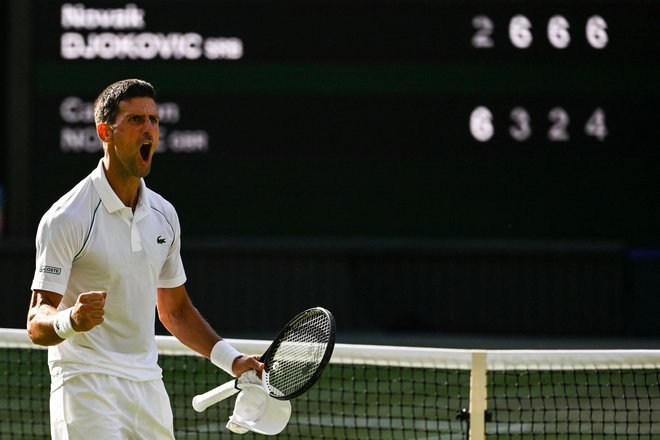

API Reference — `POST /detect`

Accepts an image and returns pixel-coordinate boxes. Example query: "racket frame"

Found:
[192,306,336,412]
[261,307,336,400]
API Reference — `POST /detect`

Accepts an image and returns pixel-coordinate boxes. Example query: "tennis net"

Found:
[1,328,659,439]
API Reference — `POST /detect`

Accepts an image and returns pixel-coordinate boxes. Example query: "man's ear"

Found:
[97,123,113,143]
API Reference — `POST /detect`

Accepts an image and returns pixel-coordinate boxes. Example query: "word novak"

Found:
[60,3,243,60]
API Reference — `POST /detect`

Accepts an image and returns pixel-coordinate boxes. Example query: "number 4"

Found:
[584,108,608,141]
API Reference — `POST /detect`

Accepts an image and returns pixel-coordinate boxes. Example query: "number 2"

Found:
[548,107,570,141]
[472,15,494,48]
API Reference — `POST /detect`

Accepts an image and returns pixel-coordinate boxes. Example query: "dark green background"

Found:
[31,0,660,244]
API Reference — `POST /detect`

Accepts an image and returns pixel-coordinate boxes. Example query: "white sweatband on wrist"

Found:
[53,308,79,339]
[210,340,242,376]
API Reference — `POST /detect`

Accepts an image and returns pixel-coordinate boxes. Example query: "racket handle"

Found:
[192,379,240,412]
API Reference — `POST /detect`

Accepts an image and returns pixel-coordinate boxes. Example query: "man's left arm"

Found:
[157,285,263,376]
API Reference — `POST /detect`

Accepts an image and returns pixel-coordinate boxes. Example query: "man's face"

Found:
[106,97,159,179]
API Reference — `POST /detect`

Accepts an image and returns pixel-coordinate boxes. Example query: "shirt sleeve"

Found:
[31,210,81,295]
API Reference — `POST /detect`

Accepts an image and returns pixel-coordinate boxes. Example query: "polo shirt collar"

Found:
[91,159,150,214]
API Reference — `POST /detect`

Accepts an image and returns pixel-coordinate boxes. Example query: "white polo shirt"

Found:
[31,160,187,388]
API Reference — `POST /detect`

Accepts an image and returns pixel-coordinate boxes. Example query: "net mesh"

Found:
[1,328,659,439]
[489,369,659,438]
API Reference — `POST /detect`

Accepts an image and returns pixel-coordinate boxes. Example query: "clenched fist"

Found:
[71,291,107,332]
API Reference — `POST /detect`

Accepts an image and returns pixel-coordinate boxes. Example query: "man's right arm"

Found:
[27,289,107,346]
[27,290,65,346]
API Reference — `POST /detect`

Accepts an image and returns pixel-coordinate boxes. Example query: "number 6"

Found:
[586,15,608,49]
[470,106,494,142]
[548,15,571,49]
[509,15,533,49]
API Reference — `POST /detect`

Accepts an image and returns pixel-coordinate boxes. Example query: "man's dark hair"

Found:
[94,79,156,125]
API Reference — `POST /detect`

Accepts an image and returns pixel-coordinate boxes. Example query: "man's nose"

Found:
[144,119,157,132]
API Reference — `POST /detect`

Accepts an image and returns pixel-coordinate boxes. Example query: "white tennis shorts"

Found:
[50,374,175,440]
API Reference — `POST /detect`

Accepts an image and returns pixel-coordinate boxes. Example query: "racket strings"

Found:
[265,312,333,397]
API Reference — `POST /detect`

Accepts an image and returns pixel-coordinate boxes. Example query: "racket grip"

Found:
[192,379,240,412]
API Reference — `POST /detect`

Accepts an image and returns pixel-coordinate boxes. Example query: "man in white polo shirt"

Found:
[27,79,262,439]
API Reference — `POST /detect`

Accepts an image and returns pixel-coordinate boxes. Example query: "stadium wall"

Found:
[5,238,656,338]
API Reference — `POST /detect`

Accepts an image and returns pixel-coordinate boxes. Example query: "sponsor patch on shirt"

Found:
[40,265,62,275]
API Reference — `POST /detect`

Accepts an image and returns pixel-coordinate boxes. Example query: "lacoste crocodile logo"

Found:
[157,235,166,244]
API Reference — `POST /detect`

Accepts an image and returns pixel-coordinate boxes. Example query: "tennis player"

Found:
[26,79,263,439]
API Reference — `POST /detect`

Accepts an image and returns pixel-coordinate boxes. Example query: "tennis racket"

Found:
[193,306,336,412]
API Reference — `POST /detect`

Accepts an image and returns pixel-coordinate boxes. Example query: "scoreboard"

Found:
[31,0,660,244]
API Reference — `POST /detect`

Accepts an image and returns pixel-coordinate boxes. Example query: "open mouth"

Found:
[140,143,152,161]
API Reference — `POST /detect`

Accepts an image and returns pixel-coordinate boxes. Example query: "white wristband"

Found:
[210,340,242,376]
[53,308,79,339]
